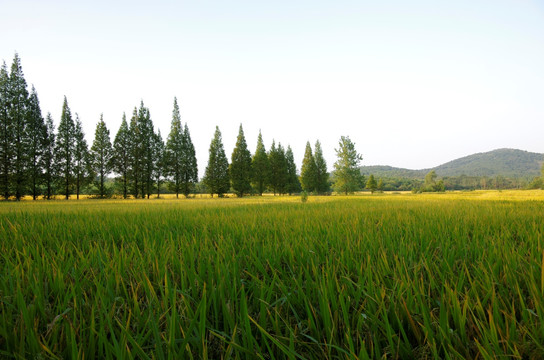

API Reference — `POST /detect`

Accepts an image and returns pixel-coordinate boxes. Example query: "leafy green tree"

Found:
[91,114,113,198]
[366,174,377,193]
[421,170,446,192]
[314,140,329,194]
[204,126,230,197]
[55,96,76,199]
[424,170,437,188]
[128,108,141,198]
[9,53,30,200]
[165,97,184,198]
[229,124,252,197]
[434,179,445,192]
[300,141,317,193]
[42,113,56,199]
[251,130,269,195]
[112,113,131,198]
[285,145,301,195]
[26,85,46,200]
[74,114,91,199]
[268,141,288,195]
[377,178,384,192]
[333,136,364,195]
[137,102,155,198]
[152,130,165,198]
[0,61,11,199]
[180,123,198,197]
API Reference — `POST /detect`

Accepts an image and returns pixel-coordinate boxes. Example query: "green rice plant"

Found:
[0,192,544,358]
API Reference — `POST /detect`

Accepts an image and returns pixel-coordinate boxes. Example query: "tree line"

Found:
[1,54,366,200]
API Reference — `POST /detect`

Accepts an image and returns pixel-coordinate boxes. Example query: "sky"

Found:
[2,0,543,176]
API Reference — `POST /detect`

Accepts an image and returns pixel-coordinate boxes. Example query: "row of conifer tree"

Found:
[1,54,344,200]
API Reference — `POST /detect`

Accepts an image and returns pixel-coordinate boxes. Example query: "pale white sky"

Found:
[2,0,543,176]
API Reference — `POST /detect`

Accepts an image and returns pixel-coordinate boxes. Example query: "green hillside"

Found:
[359,165,426,179]
[361,148,543,179]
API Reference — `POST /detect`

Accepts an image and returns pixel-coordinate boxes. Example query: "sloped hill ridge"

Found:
[434,148,543,177]
[360,149,543,179]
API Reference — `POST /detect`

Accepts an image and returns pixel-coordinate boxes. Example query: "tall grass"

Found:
[1,192,543,358]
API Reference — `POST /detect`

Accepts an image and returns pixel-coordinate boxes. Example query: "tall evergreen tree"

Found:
[128,108,141,198]
[42,113,56,199]
[203,126,229,197]
[251,131,269,195]
[112,113,131,198]
[300,141,317,193]
[9,53,30,200]
[276,143,288,195]
[180,123,198,197]
[90,114,113,198]
[137,102,154,198]
[26,85,45,200]
[0,61,12,199]
[285,145,301,195]
[73,114,90,200]
[229,124,252,197]
[165,97,183,198]
[366,174,377,194]
[152,130,165,198]
[55,96,76,199]
[314,140,329,194]
[268,141,288,195]
[333,136,363,195]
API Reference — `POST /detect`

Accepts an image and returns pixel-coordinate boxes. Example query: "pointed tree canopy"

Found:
[73,113,90,199]
[314,140,329,194]
[128,107,141,198]
[136,101,154,198]
[42,112,56,199]
[9,53,30,200]
[229,124,252,197]
[180,123,198,197]
[285,145,301,195]
[112,113,131,198]
[366,174,377,193]
[203,126,230,197]
[152,129,165,197]
[165,97,184,197]
[91,114,113,197]
[9,53,29,119]
[0,61,11,199]
[300,141,317,193]
[55,96,76,199]
[268,140,288,195]
[251,130,269,195]
[26,85,45,199]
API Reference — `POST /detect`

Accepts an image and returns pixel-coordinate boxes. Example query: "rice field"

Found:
[1,191,544,359]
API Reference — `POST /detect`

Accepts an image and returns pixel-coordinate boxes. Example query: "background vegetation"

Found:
[2,54,542,200]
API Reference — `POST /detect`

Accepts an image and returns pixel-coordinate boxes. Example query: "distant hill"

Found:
[360,149,543,179]
[359,165,427,179]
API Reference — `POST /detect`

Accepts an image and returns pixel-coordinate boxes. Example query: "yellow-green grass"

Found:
[1,192,544,359]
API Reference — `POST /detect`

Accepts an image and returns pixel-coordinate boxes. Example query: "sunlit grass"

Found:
[1,191,544,358]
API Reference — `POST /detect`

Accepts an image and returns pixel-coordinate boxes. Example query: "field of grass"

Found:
[1,191,544,359]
